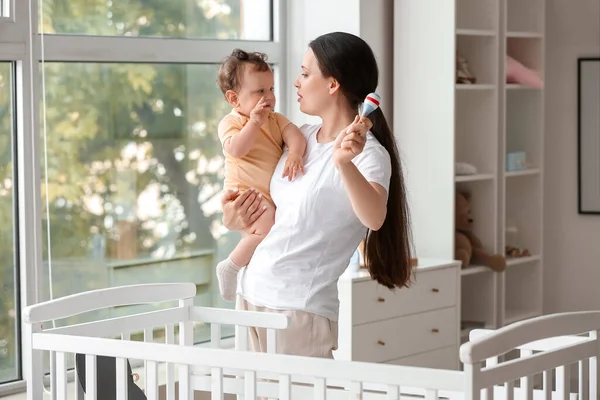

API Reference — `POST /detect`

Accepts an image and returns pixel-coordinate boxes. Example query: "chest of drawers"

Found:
[334,258,461,369]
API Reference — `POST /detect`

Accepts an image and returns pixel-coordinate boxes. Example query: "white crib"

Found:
[22,282,599,399]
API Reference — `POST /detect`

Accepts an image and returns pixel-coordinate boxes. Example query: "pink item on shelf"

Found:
[506,55,543,88]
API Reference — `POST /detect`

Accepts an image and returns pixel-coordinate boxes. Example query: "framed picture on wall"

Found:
[577,57,600,214]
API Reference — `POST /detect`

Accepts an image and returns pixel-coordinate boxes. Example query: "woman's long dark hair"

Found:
[309,32,414,290]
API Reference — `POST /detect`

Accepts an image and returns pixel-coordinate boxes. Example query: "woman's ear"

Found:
[225,90,238,107]
[328,78,341,95]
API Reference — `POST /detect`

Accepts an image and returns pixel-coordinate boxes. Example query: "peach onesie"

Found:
[217,110,291,205]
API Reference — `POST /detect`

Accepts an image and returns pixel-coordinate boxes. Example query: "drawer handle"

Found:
[377,297,385,302]
[377,340,385,346]
[431,288,439,293]
[431,328,439,333]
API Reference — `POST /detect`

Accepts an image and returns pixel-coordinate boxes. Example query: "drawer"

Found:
[351,306,457,363]
[352,266,458,325]
[386,345,458,370]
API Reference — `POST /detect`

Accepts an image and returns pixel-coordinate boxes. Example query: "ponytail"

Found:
[363,107,415,290]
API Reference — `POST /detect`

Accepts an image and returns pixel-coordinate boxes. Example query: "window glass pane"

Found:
[40,62,241,344]
[0,63,19,384]
[41,0,272,41]
[0,0,7,18]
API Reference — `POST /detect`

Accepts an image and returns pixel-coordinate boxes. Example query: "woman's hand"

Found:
[332,115,373,166]
[221,188,267,231]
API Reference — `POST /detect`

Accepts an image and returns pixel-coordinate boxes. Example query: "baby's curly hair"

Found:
[217,49,271,94]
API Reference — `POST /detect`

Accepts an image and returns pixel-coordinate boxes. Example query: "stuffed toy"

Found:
[506,55,543,88]
[455,191,506,272]
[456,52,476,84]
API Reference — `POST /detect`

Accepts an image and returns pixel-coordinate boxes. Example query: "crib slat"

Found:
[236,325,249,351]
[518,349,533,400]
[146,360,158,400]
[579,359,589,399]
[351,381,363,398]
[50,350,57,400]
[484,355,499,400]
[179,365,191,400]
[425,389,439,400]
[56,352,67,400]
[165,324,176,400]
[144,328,154,394]
[116,357,128,400]
[266,329,276,353]
[121,331,130,340]
[504,380,514,400]
[314,377,326,400]
[542,370,552,400]
[212,367,223,400]
[85,354,97,400]
[386,384,399,399]
[556,365,570,400]
[245,370,256,399]
[279,374,291,400]
[211,323,222,348]
[179,298,194,400]
[74,355,83,400]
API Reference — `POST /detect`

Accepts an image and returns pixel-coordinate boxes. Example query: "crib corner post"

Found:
[462,362,481,400]
[178,298,194,400]
[24,322,44,400]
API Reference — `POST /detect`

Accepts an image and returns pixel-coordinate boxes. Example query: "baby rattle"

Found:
[360,92,381,117]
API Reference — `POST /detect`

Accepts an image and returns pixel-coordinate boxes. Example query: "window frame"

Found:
[0,0,289,394]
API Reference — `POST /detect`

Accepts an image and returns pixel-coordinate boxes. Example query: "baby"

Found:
[215,48,306,302]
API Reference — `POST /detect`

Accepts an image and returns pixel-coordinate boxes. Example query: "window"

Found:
[0,0,285,392]
[35,0,283,347]
[41,0,272,40]
[0,62,19,385]
[40,62,241,342]
[0,0,8,18]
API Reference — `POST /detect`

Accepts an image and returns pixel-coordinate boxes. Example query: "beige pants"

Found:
[235,295,338,358]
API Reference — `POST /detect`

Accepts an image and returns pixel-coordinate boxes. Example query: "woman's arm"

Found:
[336,164,387,230]
[332,116,388,231]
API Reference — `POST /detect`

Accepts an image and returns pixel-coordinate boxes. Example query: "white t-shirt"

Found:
[236,123,392,321]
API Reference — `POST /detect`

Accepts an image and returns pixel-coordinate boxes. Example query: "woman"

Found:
[220,31,413,358]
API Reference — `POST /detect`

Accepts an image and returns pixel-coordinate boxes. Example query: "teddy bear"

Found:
[455,191,506,272]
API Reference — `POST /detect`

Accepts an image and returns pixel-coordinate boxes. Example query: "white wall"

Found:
[544,0,600,313]
[285,0,393,128]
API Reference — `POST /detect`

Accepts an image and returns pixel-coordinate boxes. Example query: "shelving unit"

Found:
[394,0,545,344]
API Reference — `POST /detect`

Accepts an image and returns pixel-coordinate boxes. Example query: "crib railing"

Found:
[22,282,290,400]
[461,310,600,400]
[29,331,464,399]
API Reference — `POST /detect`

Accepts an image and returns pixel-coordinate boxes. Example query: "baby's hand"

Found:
[249,96,271,127]
[282,153,304,181]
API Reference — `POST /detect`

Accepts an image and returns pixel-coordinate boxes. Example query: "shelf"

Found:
[505,178,542,255]
[461,265,492,276]
[506,84,542,90]
[505,168,540,178]
[457,29,496,37]
[457,34,498,85]
[507,37,544,78]
[455,173,495,183]
[455,89,498,175]
[506,31,543,39]
[505,89,543,169]
[456,84,496,90]
[506,254,541,267]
